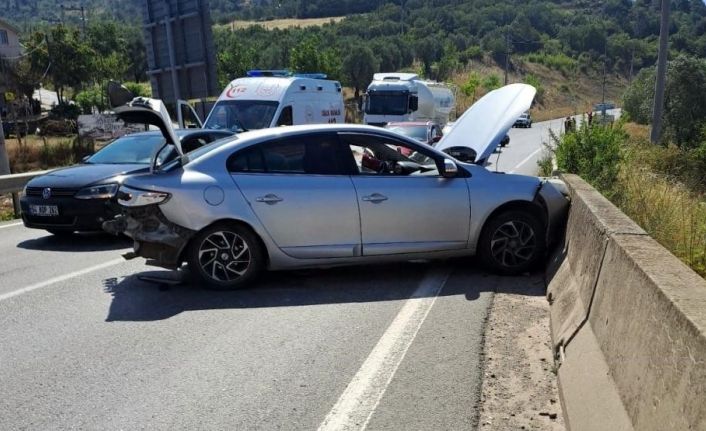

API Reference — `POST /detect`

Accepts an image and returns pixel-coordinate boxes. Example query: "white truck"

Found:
[363,73,455,127]
[203,70,344,132]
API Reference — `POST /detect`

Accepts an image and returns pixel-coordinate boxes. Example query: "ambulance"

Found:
[203,70,345,132]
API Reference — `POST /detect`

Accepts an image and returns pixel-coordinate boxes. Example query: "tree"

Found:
[623,56,706,148]
[663,56,706,147]
[622,66,655,124]
[45,26,94,104]
[461,71,481,102]
[289,35,341,79]
[482,74,501,91]
[342,45,379,99]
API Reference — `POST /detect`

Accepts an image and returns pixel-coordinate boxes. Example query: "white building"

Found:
[0,18,22,59]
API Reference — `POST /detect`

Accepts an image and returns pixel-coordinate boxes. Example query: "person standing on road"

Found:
[588,111,593,126]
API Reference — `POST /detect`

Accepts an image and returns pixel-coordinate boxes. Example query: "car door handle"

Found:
[255,194,283,204]
[362,193,388,203]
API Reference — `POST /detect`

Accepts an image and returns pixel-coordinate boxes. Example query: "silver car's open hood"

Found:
[113,97,183,161]
[436,84,536,164]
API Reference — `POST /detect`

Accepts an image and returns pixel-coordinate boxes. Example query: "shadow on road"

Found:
[17,232,131,252]
[103,258,546,322]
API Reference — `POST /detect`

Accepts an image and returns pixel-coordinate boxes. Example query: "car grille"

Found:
[25,187,79,197]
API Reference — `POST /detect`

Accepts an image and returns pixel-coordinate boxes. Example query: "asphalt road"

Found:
[0,124,548,430]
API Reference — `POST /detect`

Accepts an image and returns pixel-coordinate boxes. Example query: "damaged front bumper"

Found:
[538,178,571,246]
[103,205,195,269]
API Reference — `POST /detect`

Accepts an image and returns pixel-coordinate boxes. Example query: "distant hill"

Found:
[1,0,143,26]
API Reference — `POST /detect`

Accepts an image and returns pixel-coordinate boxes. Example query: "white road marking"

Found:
[0,258,125,302]
[509,147,544,174]
[0,221,23,229]
[317,267,451,431]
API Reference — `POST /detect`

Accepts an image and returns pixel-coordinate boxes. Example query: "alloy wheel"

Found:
[198,230,251,282]
[489,220,537,268]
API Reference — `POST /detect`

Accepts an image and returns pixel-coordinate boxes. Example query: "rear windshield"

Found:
[386,125,427,142]
[86,135,165,164]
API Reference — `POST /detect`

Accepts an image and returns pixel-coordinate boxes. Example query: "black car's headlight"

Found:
[116,185,170,207]
[75,183,119,200]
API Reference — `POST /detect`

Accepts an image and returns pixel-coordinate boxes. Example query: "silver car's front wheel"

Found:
[479,210,545,274]
[188,223,263,289]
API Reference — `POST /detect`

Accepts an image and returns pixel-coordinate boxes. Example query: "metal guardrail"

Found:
[0,170,50,195]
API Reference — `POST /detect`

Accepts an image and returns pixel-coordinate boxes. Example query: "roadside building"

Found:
[0,17,22,116]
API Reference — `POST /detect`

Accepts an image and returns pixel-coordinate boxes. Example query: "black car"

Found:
[21,129,232,236]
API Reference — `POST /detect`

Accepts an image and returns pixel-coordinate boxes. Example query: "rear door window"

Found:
[227,133,348,175]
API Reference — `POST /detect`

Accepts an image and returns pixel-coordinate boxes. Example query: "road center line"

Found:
[0,258,125,302]
[509,147,544,173]
[0,221,23,229]
[317,267,451,431]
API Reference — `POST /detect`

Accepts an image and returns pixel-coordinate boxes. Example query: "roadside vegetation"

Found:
[547,56,706,277]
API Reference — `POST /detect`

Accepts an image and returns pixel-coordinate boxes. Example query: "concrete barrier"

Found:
[547,174,706,431]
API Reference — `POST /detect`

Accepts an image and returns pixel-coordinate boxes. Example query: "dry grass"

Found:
[614,157,706,277]
[222,16,345,30]
[6,134,90,173]
[449,59,628,122]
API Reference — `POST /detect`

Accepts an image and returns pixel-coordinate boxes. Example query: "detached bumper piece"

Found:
[103,205,195,269]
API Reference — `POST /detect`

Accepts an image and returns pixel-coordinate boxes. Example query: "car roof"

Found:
[186,123,447,167]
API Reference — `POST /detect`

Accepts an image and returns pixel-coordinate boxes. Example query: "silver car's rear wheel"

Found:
[187,223,263,289]
[479,210,545,274]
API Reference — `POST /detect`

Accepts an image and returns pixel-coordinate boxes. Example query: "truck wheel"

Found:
[478,211,545,274]
[187,223,264,290]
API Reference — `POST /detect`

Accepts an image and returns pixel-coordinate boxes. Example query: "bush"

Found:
[123,81,151,97]
[75,86,108,114]
[49,103,81,120]
[553,119,626,195]
[523,51,576,75]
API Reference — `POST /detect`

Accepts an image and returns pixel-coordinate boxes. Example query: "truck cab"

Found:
[363,73,454,128]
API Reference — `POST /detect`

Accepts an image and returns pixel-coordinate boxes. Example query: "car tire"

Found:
[187,222,264,290]
[478,210,546,275]
[47,229,74,237]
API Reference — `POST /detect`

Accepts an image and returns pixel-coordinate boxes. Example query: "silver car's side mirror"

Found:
[442,158,458,178]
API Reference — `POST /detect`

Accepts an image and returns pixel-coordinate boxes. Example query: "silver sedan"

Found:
[104,86,569,289]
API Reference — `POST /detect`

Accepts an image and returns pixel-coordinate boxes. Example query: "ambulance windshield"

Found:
[205,100,279,132]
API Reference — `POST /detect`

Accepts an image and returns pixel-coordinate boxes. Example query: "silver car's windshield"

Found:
[205,100,279,132]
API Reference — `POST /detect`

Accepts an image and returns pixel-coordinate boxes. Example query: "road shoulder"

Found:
[478,274,565,430]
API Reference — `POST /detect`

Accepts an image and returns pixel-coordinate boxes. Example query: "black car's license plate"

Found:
[29,205,59,216]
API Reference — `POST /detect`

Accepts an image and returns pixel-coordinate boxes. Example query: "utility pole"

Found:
[601,39,607,106]
[504,33,510,85]
[0,113,19,216]
[60,3,87,36]
[400,0,405,36]
[651,0,671,144]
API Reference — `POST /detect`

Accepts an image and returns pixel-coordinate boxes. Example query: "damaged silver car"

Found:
[104,85,570,289]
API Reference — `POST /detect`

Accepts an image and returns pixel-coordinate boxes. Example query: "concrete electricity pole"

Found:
[651,0,671,144]
[0,115,10,177]
[504,33,511,85]
[0,113,19,216]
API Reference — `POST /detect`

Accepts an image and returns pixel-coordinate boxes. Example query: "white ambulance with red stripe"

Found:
[204,70,345,132]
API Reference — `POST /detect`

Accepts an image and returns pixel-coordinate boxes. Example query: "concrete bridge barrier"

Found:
[547,174,706,431]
